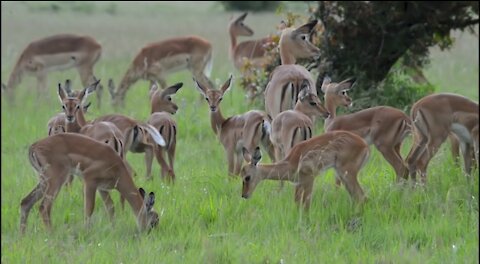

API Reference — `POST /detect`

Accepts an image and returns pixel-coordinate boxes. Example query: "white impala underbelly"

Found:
[155,54,190,75]
[32,52,85,72]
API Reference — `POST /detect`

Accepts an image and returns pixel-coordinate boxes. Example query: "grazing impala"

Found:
[3,34,102,105]
[229,12,272,70]
[20,133,159,233]
[406,93,479,184]
[322,77,412,183]
[270,85,330,161]
[241,130,369,209]
[111,35,214,108]
[194,75,275,176]
[264,20,320,119]
[145,82,183,182]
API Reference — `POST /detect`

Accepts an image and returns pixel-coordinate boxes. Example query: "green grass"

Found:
[2,2,479,263]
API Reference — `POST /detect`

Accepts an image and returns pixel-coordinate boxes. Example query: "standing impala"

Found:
[3,33,102,105]
[322,77,412,183]
[20,133,159,233]
[58,80,166,179]
[146,82,183,183]
[229,12,272,70]
[406,93,479,184]
[194,75,275,176]
[111,35,214,108]
[241,130,369,209]
[270,85,330,161]
[264,20,320,119]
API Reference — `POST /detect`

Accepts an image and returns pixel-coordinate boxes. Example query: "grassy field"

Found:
[1,2,479,263]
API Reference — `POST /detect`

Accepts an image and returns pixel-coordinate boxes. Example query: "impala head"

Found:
[150,82,183,114]
[58,80,99,123]
[194,75,233,112]
[321,76,356,108]
[139,187,159,230]
[229,12,254,36]
[240,147,262,199]
[280,20,320,62]
[297,83,330,119]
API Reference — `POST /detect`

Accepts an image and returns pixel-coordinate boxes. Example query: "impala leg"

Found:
[20,182,46,234]
[335,166,366,204]
[294,177,314,210]
[377,144,408,182]
[154,145,170,182]
[167,141,176,183]
[144,145,154,180]
[417,134,447,185]
[83,181,97,228]
[460,143,473,176]
[449,134,461,166]
[98,190,115,221]
[38,174,65,232]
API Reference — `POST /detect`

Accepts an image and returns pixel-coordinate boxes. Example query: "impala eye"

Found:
[301,35,306,40]
[245,176,251,182]
[342,91,347,95]
[62,105,66,110]
[76,105,80,109]
[167,97,172,101]
[205,97,209,102]
[219,97,223,102]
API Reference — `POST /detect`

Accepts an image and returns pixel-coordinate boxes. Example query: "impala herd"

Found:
[3,13,478,234]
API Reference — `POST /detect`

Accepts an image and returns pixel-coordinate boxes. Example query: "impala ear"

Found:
[252,147,262,166]
[220,74,233,94]
[321,76,332,93]
[242,147,252,163]
[139,187,146,199]
[82,101,92,112]
[193,78,207,97]
[58,83,67,103]
[294,20,318,35]
[235,12,248,23]
[335,77,356,92]
[161,82,183,97]
[146,192,155,211]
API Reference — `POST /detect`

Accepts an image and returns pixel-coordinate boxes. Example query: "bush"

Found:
[221,1,280,12]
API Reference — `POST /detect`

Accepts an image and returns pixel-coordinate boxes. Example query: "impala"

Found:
[322,76,412,183]
[47,79,92,136]
[145,82,183,182]
[270,85,330,161]
[229,12,272,71]
[57,81,136,210]
[111,35,214,108]
[194,75,275,176]
[58,80,166,179]
[241,130,369,209]
[264,20,320,119]
[20,133,159,233]
[406,93,479,184]
[3,33,103,105]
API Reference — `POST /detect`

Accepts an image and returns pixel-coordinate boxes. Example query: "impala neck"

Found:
[210,109,226,135]
[324,97,338,129]
[76,108,88,127]
[294,103,315,123]
[279,46,296,65]
[258,161,295,181]
[229,30,237,59]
